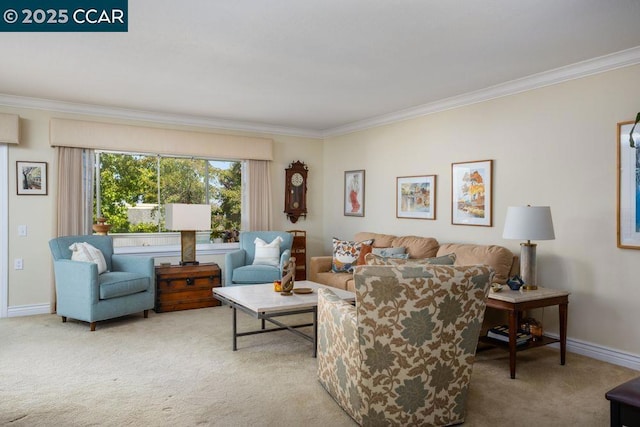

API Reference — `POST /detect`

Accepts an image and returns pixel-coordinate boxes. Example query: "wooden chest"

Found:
[155,263,221,313]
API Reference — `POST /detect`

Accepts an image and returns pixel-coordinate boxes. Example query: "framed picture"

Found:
[451,159,492,226]
[344,170,365,217]
[617,120,640,248]
[396,175,436,220]
[16,161,47,196]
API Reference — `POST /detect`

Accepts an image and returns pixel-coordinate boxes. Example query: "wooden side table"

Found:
[155,263,221,313]
[480,286,569,379]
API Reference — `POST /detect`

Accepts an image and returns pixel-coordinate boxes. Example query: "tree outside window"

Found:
[95,152,241,240]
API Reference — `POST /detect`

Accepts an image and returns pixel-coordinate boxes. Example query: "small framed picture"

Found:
[16,161,48,196]
[344,170,365,217]
[396,175,436,220]
[451,160,492,226]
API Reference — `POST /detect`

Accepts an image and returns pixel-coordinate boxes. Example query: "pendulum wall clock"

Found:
[284,161,308,223]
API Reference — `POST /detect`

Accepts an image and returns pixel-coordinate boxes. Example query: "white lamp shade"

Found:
[165,204,211,231]
[503,206,555,241]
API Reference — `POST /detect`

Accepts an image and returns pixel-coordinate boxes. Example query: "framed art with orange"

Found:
[344,170,365,217]
[451,160,492,226]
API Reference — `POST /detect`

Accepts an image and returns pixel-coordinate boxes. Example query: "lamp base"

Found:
[180,230,198,266]
[520,242,537,290]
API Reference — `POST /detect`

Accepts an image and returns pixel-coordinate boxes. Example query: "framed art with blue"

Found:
[617,120,640,249]
[396,175,436,220]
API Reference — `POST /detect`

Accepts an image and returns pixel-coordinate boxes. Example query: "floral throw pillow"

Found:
[331,238,374,273]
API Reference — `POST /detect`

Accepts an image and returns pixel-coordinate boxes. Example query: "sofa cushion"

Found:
[357,244,373,265]
[391,235,439,259]
[332,238,374,273]
[99,272,149,300]
[364,252,456,266]
[232,265,281,284]
[315,271,351,291]
[437,243,514,284]
[69,242,108,274]
[372,246,407,258]
[354,232,396,248]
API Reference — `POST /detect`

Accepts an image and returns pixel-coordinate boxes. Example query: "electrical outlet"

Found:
[18,225,27,236]
[14,258,23,270]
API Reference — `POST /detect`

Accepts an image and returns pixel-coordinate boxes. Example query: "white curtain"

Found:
[245,160,272,231]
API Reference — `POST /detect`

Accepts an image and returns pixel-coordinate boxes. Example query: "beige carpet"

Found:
[1,307,637,427]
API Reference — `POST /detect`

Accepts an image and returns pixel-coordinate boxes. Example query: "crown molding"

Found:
[1,46,639,140]
[323,46,640,138]
[0,94,325,139]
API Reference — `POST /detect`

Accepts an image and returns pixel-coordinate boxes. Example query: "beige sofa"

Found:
[310,232,518,292]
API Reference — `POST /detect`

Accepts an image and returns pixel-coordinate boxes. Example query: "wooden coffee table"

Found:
[213,280,355,357]
[481,286,570,379]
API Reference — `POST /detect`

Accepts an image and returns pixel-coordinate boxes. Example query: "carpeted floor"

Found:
[1,306,637,426]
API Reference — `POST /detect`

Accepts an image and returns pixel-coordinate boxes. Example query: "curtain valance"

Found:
[49,118,273,161]
[0,113,19,144]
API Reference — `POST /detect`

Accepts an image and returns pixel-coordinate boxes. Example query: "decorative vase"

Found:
[92,218,111,235]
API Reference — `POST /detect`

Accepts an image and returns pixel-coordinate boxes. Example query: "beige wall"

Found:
[323,64,640,356]
[1,107,323,309]
[3,64,640,359]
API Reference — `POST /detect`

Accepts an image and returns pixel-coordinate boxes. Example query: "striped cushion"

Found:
[252,236,283,267]
[69,242,108,274]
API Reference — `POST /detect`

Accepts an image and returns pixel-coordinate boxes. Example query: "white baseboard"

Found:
[8,303,51,317]
[545,333,640,371]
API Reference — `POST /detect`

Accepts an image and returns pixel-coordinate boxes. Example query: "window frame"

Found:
[94,150,244,255]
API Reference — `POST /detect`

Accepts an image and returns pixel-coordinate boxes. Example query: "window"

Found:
[94,151,242,247]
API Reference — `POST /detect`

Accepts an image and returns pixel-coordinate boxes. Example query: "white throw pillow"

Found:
[69,242,108,274]
[252,236,283,267]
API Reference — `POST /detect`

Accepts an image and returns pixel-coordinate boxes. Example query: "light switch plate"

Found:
[18,225,27,236]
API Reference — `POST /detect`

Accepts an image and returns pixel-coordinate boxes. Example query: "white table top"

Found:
[488,286,570,304]
[213,280,355,313]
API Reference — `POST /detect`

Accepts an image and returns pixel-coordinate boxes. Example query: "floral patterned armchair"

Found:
[317,264,493,426]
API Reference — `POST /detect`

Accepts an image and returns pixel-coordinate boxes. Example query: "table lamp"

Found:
[502,206,555,290]
[165,203,211,265]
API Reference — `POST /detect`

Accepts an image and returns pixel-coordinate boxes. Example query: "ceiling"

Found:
[1,1,640,137]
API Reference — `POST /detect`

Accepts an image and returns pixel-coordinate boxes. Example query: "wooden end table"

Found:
[480,286,569,379]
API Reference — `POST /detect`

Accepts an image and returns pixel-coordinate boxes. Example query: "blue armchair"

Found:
[224,231,293,286]
[48,235,155,331]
